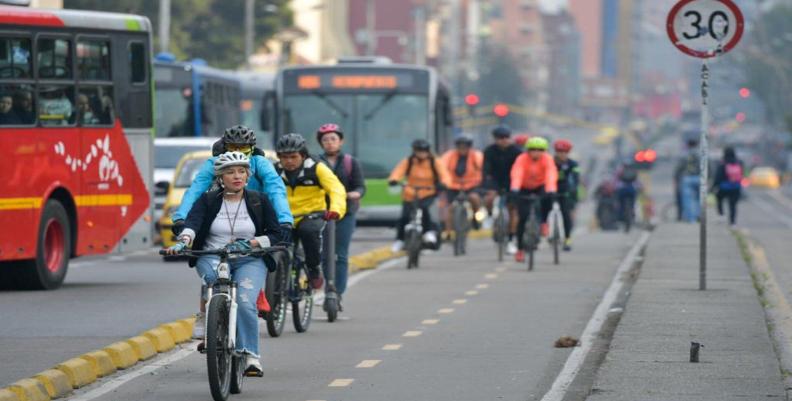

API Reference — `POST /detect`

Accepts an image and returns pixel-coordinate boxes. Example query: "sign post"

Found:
[667,0,744,291]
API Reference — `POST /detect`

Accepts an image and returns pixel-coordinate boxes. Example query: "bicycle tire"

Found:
[525,206,538,272]
[325,297,338,322]
[552,217,560,265]
[406,230,421,269]
[291,262,314,333]
[264,262,288,338]
[229,354,245,394]
[495,214,506,262]
[206,296,232,401]
[453,204,468,256]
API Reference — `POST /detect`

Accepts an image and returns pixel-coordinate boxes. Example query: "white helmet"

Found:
[214,151,250,176]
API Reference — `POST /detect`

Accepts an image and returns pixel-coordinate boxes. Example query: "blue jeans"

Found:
[196,255,266,358]
[323,213,356,295]
[681,175,701,222]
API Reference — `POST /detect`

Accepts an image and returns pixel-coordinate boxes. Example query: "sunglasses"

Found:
[226,144,253,155]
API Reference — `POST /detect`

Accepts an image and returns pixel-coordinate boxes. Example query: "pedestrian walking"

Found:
[675,139,701,222]
[712,147,743,226]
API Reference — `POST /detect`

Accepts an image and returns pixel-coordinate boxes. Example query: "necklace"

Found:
[222,197,244,240]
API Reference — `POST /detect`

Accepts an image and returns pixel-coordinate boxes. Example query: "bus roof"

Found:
[280,62,438,75]
[0,5,152,32]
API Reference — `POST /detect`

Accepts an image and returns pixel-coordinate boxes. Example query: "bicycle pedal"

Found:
[244,369,264,378]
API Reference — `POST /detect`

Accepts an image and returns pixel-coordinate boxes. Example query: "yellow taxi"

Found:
[748,166,781,189]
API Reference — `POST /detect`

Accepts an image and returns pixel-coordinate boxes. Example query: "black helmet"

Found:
[492,125,512,138]
[455,133,474,146]
[223,125,256,146]
[411,139,430,151]
[276,133,308,154]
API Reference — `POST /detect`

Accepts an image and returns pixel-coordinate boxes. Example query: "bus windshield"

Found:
[283,93,428,177]
[155,87,191,137]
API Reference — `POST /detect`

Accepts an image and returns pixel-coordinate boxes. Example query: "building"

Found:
[290,0,357,64]
[347,0,419,63]
[567,0,602,79]
[543,9,581,116]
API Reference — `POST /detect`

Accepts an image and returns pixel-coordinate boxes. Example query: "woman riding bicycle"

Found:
[165,151,286,376]
[510,137,558,262]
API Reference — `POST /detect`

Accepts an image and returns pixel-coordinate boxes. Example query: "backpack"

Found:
[405,155,440,185]
[725,162,743,183]
[342,153,353,178]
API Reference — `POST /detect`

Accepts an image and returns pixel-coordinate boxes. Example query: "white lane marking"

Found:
[752,193,792,229]
[484,273,498,279]
[356,359,381,368]
[422,319,439,325]
[382,344,402,350]
[437,308,455,314]
[402,330,422,337]
[465,290,479,296]
[69,345,196,401]
[328,379,354,387]
[475,283,489,289]
[452,299,467,305]
[495,266,507,273]
[540,231,651,401]
[73,255,406,401]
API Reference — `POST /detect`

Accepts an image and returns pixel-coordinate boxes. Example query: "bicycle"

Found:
[400,185,436,269]
[492,191,509,262]
[159,246,286,401]
[547,199,565,265]
[450,190,473,256]
[518,194,543,272]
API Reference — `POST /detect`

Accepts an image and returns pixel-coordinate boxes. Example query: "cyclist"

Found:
[275,133,346,290]
[615,161,641,227]
[482,125,522,254]
[388,139,450,252]
[510,136,558,262]
[711,146,743,226]
[440,133,484,237]
[553,139,580,251]
[165,151,285,376]
[171,125,293,340]
[316,123,365,311]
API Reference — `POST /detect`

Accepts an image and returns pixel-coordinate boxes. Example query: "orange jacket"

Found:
[389,155,451,201]
[510,152,558,192]
[441,149,484,190]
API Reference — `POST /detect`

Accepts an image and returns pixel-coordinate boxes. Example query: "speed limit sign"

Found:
[667,0,744,58]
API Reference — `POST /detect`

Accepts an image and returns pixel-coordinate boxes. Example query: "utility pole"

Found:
[366,0,376,56]
[158,0,170,53]
[244,0,254,69]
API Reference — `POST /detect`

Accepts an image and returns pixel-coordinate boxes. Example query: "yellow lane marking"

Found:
[437,308,455,314]
[75,194,133,206]
[452,299,467,305]
[0,197,42,210]
[422,319,439,325]
[476,283,489,289]
[356,360,381,368]
[403,330,422,337]
[328,379,354,387]
[465,290,479,296]
[382,344,402,350]
[485,273,498,279]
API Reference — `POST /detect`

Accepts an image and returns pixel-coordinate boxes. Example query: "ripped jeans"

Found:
[195,255,266,358]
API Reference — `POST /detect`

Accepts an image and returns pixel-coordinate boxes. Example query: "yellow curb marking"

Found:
[485,273,498,279]
[356,360,381,368]
[452,299,467,305]
[438,308,455,314]
[403,330,422,337]
[465,290,479,296]
[328,379,354,387]
[476,283,489,289]
[422,319,439,325]
[34,369,72,398]
[382,344,403,350]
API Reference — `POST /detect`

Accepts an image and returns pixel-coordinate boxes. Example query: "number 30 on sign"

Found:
[666,0,744,58]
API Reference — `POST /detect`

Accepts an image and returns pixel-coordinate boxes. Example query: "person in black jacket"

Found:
[711,146,743,226]
[482,125,522,254]
[316,123,365,310]
[165,151,284,376]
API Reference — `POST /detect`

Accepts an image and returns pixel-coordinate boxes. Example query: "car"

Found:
[748,166,781,189]
[153,137,220,216]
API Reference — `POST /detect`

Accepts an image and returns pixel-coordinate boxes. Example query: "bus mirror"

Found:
[154,181,170,196]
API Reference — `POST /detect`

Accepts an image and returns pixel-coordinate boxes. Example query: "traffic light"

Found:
[634,149,657,170]
[493,103,509,122]
[464,93,480,117]
[739,87,750,99]
[736,112,746,123]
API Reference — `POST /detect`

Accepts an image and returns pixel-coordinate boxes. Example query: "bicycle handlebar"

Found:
[158,246,289,257]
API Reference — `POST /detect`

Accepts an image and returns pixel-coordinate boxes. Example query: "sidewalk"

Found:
[586,222,786,401]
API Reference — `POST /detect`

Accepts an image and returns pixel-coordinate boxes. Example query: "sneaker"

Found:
[244,356,263,377]
[482,217,494,230]
[515,250,525,262]
[256,290,270,314]
[192,313,205,339]
[507,240,518,255]
[422,230,438,244]
[563,238,572,252]
[391,240,404,253]
[308,268,324,289]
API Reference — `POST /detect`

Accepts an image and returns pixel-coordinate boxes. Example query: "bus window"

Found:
[37,38,72,79]
[77,86,114,126]
[77,39,111,81]
[129,42,146,84]
[0,37,32,79]
[0,84,34,125]
[38,85,75,126]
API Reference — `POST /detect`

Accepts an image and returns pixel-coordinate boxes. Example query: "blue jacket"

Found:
[172,155,294,224]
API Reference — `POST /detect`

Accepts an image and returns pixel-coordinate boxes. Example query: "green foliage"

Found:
[63,0,292,69]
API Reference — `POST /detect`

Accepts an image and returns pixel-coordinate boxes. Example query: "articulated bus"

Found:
[236,70,276,147]
[273,58,455,223]
[0,7,154,289]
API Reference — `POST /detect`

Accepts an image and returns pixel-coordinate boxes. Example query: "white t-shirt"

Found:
[205,198,256,250]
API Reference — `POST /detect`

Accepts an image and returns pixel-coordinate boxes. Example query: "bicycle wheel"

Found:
[494,213,506,262]
[206,296,232,401]
[229,354,245,394]
[291,262,314,333]
[624,198,634,233]
[453,204,468,256]
[525,212,538,272]
[406,230,421,269]
[552,216,560,265]
[325,296,338,323]
[264,262,287,337]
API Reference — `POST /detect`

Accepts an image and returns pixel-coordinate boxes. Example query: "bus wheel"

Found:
[19,200,71,290]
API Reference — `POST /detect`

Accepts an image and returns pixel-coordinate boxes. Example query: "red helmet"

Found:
[316,123,344,142]
[513,134,530,147]
[554,139,573,152]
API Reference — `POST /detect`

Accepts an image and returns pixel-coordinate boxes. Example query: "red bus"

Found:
[0,6,153,289]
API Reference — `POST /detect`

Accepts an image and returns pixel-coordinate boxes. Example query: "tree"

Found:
[463,42,529,129]
[63,0,292,69]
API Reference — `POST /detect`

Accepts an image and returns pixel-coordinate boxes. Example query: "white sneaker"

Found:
[506,241,518,255]
[391,240,405,253]
[482,217,494,230]
[422,231,438,244]
[192,313,205,339]
[245,355,263,375]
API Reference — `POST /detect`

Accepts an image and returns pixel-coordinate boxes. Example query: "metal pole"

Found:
[158,0,171,53]
[366,0,376,56]
[699,59,710,291]
[244,0,254,69]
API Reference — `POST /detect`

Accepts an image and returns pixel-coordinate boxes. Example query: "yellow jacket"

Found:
[277,157,346,224]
